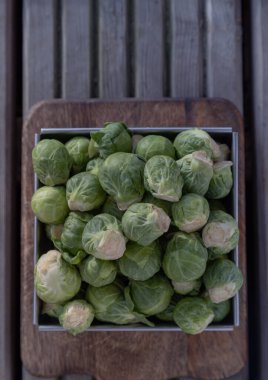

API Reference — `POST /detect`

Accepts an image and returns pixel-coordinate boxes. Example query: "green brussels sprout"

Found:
[31,186,69,224]
[203,295,231,322]
[177,151,213,195]
[206,161,233,199]
[162,232,208,282]
[42,302,64,318]
[173,128,220,159]
[85,283,153,326]
[102,197,125,220]
[172,193,209,232]
[172,278,202,295]
[82,213,126,260]
[118,241,162,281]
[65,137,90,173]
[155,295,181,322]
[128,274,174,315]
[144,155,184,202]
[204,259,243,303]
[136,135,175,160]
[79,255,117,287]
[122,203,171,246]
[132,134,143,153]
[90,122,132,158]
[86,283,122,313]
[86,157,104,176]
[46,224,64,244]
[99,152,145,210]
[214,143,230,162]
[32,139,72,186]
[208,199,226,212]
[202,210,239,257]
[59,300,94,335]
[142,192,172,216]
[34,250,81,303]
[58,211,93,264]
[173,297,214,334]
[88,138,98,159]
[66,172,106,212]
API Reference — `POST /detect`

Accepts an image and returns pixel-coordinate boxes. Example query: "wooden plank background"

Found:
[0,0,20,380]
[20,0,246,379]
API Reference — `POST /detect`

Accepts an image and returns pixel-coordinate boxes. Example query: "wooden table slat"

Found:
[250,0,268,379]
[170,0,203,97]
[205,0,243,111]
[0,0,20,380]
[98,0,128,98]
[134,0,164,97]
[62,0,92,98]
[23,0,57,114]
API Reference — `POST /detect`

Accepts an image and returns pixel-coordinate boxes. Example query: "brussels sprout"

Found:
[82,213,126,260]
[46,224,64,243]
[90,122,132,158]
[214,143,230,162]
[144,155,184,202]
[206,161,233,199]
[65,137,90,173]
[173,128,220,160]
[79,255,117,287]
[202,210,239,257]
[88,138,98,159]
[204,259,243,303]
[155,295,181,322]
[34,250,81,303]
[85,283,153,326]
[66,172,106,212]
[122,203,171,246]
[32,139,72,186]
[173,297,214,334]
[177,151,213,195]
[99,152,145,210]
[132,134,143,152]
[129,274,174,315]
[42,302,64,318]
[142,192,172,216]
[162,232,208,282]
[136,135,175,161]
[118,241,161,281]
[59,300,94,335]
[57,212,93,264]
[31,186,69,224]
[172,278,202,295]
[102,197,125,220]
[86,283,122,313]
[86,157,104,176]
[203,295,231,322]
[172,194,209,232]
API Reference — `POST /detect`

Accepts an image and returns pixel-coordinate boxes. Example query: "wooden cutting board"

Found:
[21,98,247,380]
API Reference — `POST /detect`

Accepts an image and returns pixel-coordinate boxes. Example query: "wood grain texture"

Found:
[134,0,164,98]
[22,367,57,380]
[250,0,268,379]
[23,0,56,115]
[205,0,243,111]
[21,99,247,380]
[98,0,128,98]
[0,1,19,380]
[62,0,91,98]
[170,0,203,97]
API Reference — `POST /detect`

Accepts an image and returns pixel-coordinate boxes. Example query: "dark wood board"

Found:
[21,99,247,380]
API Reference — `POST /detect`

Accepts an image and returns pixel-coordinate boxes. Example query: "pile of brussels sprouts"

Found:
[32,122,243,336]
